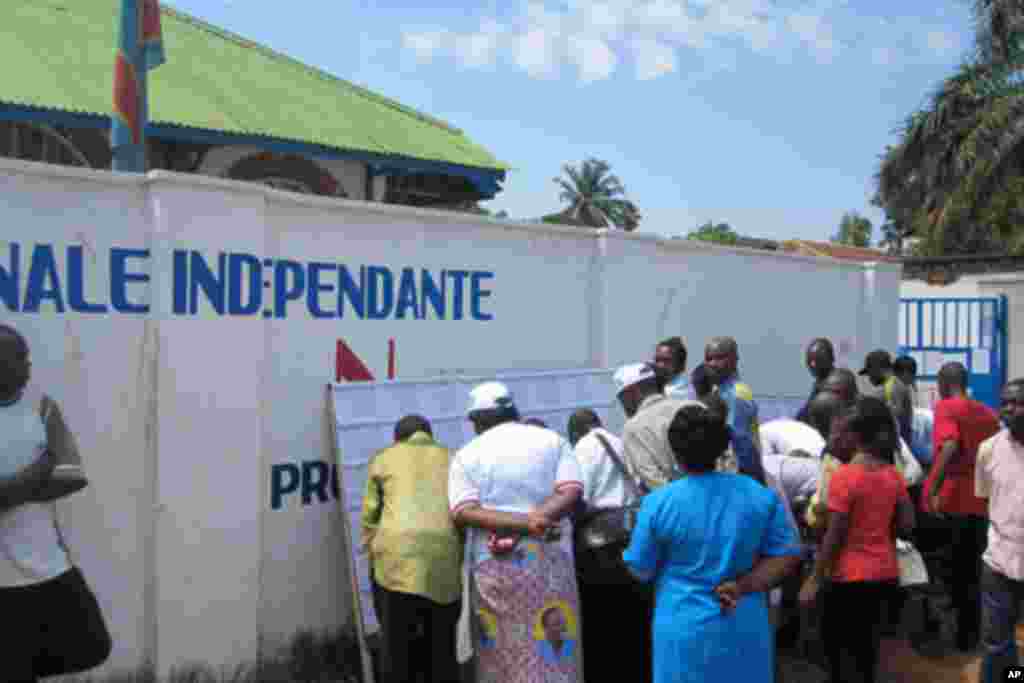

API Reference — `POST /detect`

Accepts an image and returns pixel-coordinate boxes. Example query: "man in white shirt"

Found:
[567,409,635,509]
[0,324,111,682]
[758,418,824,510]
[567,406,653,683]
[759,418,827,460]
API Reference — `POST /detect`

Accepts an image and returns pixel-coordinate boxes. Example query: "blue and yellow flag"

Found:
[112,0,165,171]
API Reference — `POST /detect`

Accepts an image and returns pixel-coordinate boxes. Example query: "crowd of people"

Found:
[360,334,1023,683]
[2,305,1021,683]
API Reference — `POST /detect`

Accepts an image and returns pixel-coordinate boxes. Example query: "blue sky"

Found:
[169,0,973,241]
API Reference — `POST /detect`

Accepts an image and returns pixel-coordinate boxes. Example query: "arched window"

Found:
[225,152,347,197]
[0,122,93,168]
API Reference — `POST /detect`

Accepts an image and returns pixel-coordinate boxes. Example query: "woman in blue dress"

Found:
[623,404,803,683]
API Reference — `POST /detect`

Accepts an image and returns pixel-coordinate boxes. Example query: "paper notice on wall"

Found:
[972,349,991,375]
[923,350,969,376]
[330,370,618,635]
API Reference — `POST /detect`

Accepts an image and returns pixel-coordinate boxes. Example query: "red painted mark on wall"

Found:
[334,338,398,382]
[336,339,374,382]
[387,338,396,380]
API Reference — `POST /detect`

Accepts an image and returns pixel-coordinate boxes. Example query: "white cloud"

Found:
[514,28,560,78]
[634,0,708,50]
[402,30,447,63]
[567,35,619,82]
[575,0,629,38]
[453,19,503,68]
[786,12,840,62]
[398,1,964,82]
[631,38,677,80]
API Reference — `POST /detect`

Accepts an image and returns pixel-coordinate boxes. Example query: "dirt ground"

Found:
[777,624,1024,683]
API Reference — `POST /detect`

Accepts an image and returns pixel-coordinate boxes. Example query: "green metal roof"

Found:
[2,0,507,173]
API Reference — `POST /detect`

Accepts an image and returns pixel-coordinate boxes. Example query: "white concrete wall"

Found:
[901,274,1022,381]
[0,166,154,671]
[599,236,897,399]
[0,157,901,677]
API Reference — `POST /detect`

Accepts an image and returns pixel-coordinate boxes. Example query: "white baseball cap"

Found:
[467,381,515,415]
[613,363,657,395]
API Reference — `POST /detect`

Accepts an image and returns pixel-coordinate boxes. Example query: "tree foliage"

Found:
[832,211,873,248]
[553,158,641,230]
[686,221,739,245]
[874,1,1024,256]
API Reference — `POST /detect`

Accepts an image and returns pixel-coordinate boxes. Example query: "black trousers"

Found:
[822,579,899,683]
[949,514,988,651]
[575,545,654,683]
[2,567,113,683]
[372,581,461,683]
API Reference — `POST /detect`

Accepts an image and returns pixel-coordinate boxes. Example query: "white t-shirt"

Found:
[759,419,826,460]
[573,428,636,508]
[449,422,582,564]
[0,391,72,587]
[763,454,820,504]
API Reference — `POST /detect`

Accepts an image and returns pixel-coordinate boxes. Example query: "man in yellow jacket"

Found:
[362,415,463,682]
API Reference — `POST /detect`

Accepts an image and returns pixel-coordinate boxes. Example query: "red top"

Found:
[923,396,1000,517]
[829,463,908,583]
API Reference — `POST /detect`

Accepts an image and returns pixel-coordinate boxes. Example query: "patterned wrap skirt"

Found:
[470,520,583,683]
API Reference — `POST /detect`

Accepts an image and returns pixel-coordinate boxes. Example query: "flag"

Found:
[112,0,165,171]
[141,0,166,71]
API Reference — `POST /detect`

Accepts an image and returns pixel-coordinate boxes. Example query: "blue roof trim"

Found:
[0,103,506,198]
[0,104,109,129]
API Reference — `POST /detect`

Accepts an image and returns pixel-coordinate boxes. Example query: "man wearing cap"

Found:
[860,350,914,446]
[698,337,766,484]
[449,382,585,682]
[616,363,701,492]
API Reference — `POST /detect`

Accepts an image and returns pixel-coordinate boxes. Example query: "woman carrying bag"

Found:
[0,324,111,682]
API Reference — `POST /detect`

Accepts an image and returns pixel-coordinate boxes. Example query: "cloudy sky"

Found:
[170,0,973,241]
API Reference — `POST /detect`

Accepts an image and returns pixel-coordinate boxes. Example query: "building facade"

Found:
[2,1,506,209]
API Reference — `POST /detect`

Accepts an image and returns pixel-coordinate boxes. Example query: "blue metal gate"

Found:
[898,296,1008,409]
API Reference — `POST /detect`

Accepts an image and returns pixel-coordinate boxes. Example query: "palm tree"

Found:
[552,158,641,230]
[875,1,1024,255]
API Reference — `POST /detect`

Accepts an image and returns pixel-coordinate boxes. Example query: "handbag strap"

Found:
[593,432,647,498]
[38,395,73,563]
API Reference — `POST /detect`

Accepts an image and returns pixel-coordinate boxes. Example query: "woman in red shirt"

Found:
[800,397,916,683]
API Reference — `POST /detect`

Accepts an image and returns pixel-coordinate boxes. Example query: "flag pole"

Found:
[112,0,164,173]
[137,57,148,172]
[111,0,143,172]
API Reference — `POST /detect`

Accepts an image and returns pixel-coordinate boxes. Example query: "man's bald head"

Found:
[822,368,858,405]
[706,337,738,356]
[0,324,30,399]
[567,408,602,446]
[807,391,844,439]
[704,337,739,386]
[806,338,836,381]
[937,362,968,399]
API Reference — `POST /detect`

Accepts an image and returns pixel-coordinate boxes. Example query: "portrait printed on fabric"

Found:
[478,607,498,650]
[533,600,577,664]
